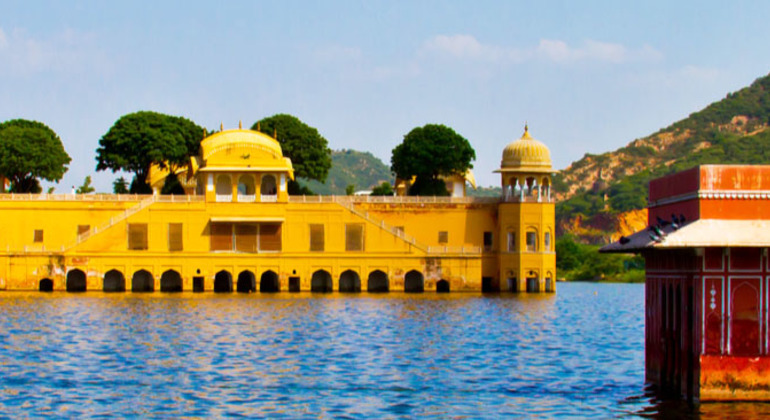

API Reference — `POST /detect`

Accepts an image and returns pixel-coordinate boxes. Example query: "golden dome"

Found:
[200,128,284,162]
[500,125,552,171]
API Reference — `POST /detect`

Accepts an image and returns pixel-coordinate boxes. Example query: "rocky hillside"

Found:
[556,72,770,244]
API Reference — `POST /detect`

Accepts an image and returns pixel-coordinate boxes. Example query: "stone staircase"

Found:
[334,198,430,253]
[63,195,156,252]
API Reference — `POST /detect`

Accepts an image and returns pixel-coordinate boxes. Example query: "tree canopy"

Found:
[391,124,475,196]
[252,114,332,185]
[95,111,204,193]
[0,119,71,193]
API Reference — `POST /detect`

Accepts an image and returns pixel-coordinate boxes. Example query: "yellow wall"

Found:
[0,192,554,293]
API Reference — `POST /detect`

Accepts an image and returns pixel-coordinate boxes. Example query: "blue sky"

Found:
[2,1,770,191]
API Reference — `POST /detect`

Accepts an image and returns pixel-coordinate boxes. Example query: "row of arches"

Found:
[216,174,277,197]
[42,268,451,293]
[504,175,551,201]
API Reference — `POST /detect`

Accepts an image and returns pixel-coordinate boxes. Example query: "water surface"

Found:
[0,283,766,418]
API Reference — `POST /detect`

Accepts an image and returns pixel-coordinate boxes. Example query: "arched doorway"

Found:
[436,279,450,293]
[216,174,231,201]
[237,270,256,293]
[160,270,183,292]
[526,275,540,293]
[261,175,277,197]
[214,270,232,292]
[545,272,554,293]
[311,270,333,293]
[237,175,256,201]
[367,270,389,293]
[103,270,125,292]
[260,271,279,292]
[66,269,87,292]
[132,270,154,292]
[404,270,424,293]
[39,278,53,292]
[339,270,361,293]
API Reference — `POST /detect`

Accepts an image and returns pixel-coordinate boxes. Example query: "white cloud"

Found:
[422,34,662,65]
[422,34,514,62]
[537,39,662,63]
[0,26,110,76]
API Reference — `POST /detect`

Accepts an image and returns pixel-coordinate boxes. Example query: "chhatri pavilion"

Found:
[0,126,555,293]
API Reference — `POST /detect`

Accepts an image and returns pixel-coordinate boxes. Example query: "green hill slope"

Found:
[556,72,770,243]
[299,149,393,195]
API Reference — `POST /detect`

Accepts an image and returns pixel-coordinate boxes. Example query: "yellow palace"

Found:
[0,126,555,293]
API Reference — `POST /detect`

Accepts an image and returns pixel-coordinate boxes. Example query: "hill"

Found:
[556,72,770,244]
[299,149,393,195]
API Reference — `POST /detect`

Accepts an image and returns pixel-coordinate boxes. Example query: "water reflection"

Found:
[0,285,766,417]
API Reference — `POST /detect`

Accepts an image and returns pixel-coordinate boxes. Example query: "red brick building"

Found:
[603,165,770,401]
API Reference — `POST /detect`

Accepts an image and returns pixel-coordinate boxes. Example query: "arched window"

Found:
[216,175,232,202]
[237,175,256,202]
[544,230,552,251]
[526,228,538,252]
[261,175,277,202]
[541,177,551,201]
[507,230,516,252]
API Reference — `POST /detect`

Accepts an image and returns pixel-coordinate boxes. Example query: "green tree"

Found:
[371,181,394,196]
[391,124,475,196]
[0,119,71,193]
[76,176,95,194]
[345,184,355,195]
[113,176,129,194]
[252,114,332,194]
[95,111,204,194]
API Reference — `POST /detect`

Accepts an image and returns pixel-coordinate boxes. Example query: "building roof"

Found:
[196,128,294,178]
[496,125,554,173]
[601,219,770,253]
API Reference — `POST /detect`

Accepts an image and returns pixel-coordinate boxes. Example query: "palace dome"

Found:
[500,125,552,170]
[200,128,284,162]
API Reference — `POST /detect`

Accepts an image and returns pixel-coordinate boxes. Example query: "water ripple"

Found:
[0,283,756,418]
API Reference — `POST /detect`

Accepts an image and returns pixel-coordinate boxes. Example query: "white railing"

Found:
[216,194,232,202]
[427,246,482,254]
[260,195,277,203]
[237,194,256,203]
[0,193,154,202]
[288,195,503,204]
[154,195,204,203]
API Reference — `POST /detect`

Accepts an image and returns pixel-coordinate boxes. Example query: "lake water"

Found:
[0,282,768,418]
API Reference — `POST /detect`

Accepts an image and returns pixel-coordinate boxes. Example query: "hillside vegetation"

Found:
[299,149,393,195]
[556,72,770,244]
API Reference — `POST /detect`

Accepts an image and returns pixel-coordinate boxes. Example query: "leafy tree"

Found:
[76,176,95,194]
[345,184,355,196]
[252,114,332,195]
[371,181,394,196]
[0,119,71,193]
[96,111,204,194]
[160,172,185,195]
[391,124,475,196]
[113,176,129,194]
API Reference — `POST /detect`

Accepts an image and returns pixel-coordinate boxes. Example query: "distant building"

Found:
[603,165,770,401]
[0,126,555,294]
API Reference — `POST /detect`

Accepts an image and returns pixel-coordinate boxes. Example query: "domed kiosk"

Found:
[494,125,556,293]
[195,127,294,203]
[496,124,555,202]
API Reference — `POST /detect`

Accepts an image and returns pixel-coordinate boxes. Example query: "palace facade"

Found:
[0,126,555,293]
